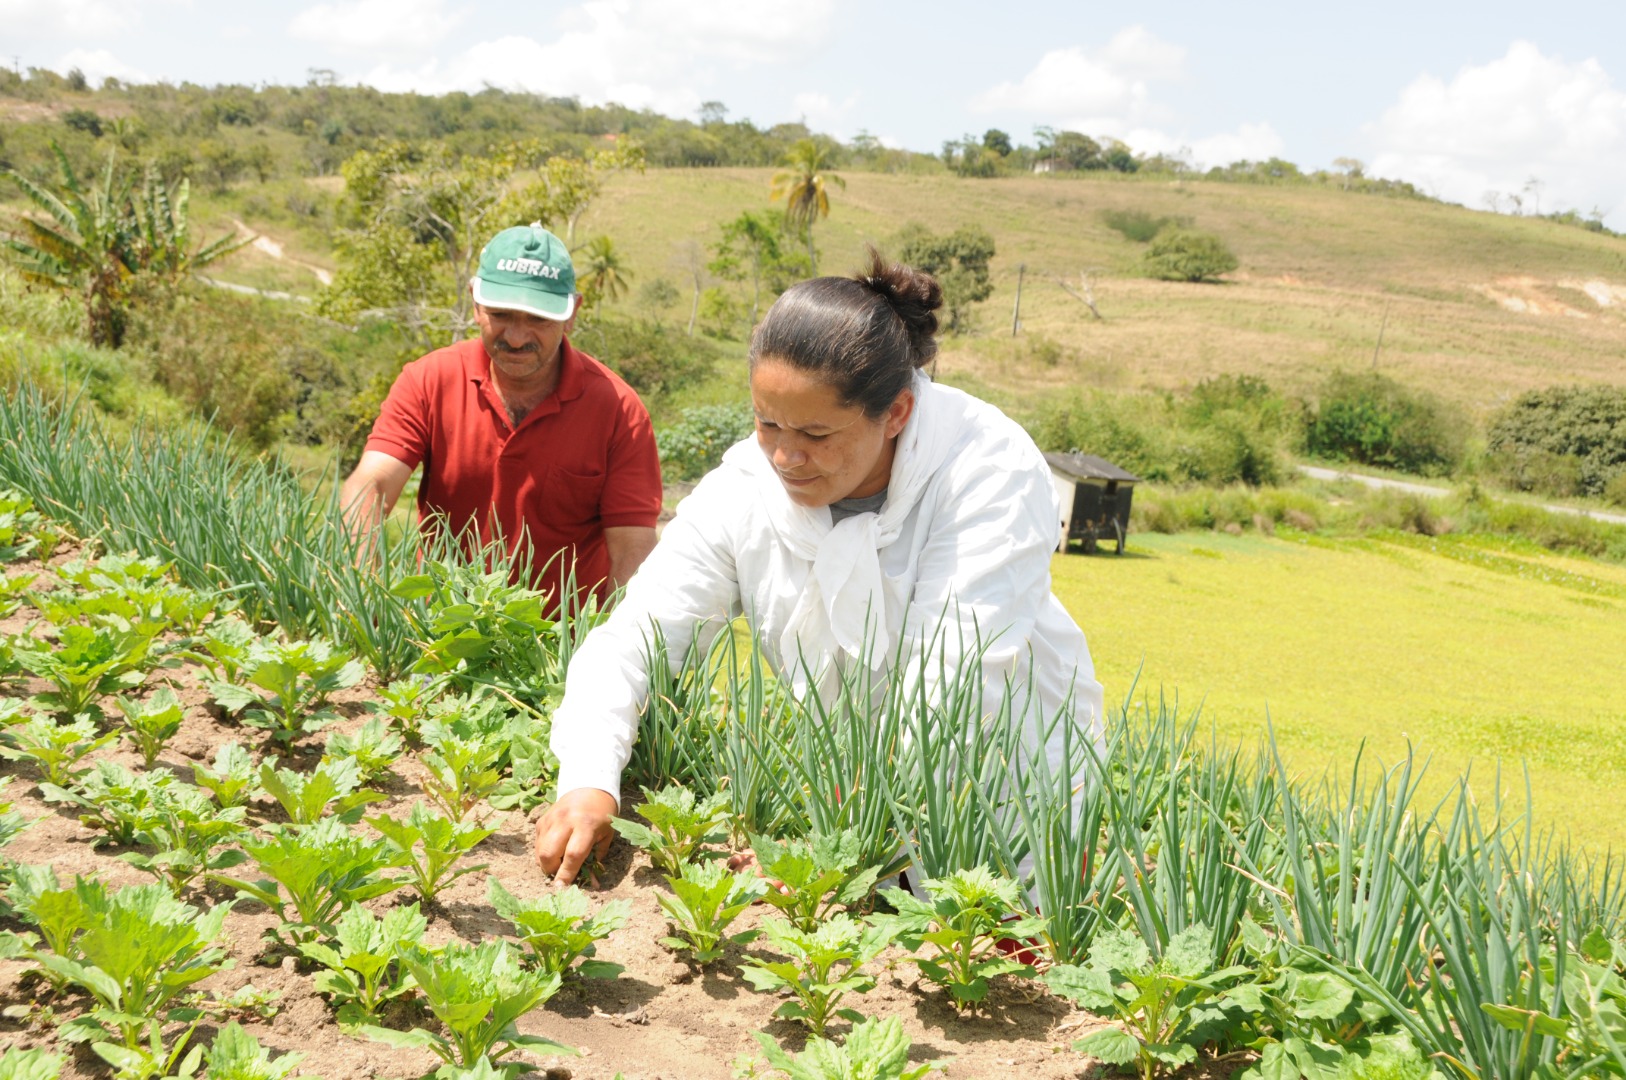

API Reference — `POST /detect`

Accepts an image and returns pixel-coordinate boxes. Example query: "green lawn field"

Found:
[1052,530,1626,851]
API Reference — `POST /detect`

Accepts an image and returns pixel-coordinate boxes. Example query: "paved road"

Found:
[1296,464,1626,526]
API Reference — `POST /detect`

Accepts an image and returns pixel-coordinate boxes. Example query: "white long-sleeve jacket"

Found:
[551,376,1105,801]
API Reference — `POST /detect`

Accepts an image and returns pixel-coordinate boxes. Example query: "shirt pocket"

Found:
[540,465,607,530]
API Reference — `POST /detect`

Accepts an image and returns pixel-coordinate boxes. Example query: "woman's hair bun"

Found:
[856,247,941,369]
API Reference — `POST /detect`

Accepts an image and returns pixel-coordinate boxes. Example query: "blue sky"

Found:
[6,0,1625,226]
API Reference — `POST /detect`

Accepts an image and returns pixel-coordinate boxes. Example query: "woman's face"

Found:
[750,357,914,508]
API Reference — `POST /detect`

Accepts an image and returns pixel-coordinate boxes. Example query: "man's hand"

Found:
[533,787,618,885]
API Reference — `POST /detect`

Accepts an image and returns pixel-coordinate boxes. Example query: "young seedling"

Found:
[1,713,119,786]
[0,572,34,619]
[199,1022,315,1080]
[366,678,438,740]
[748,829,883,933]
[611,783,731,877]
[0,490,48,563]
[322,718,404,784]
[190,616,260,683]
[259,757,386,826]
[487,876,629,979]
[298,901,427,1026]
[0,1046,66,1080]
[356,940,576,1075]
[119,785,251,893]
[752,1016,940,1080]
[91,1016,204,1080]
[1043,922,1249,1080]
[111,687,185,768]
[367,802,494,902]
[41,759,176,847]
[417,702,510,821]
[28,881,233,1050]
[13,623,159,718]
[658,860,767,966]
[210,635,365,744]
[213,817,408,947]
[741,914,891,1038]
[192,741,261,808]
[870,866,1047,1012]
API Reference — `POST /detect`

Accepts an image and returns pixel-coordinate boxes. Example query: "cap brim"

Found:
[472,277,576,321]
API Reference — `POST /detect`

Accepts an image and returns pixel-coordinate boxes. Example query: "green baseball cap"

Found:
[472,222,577,320]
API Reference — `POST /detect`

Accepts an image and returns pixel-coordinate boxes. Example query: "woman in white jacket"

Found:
[535,253,1104,884]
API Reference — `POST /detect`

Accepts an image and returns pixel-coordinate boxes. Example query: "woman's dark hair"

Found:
[748,248,942,418]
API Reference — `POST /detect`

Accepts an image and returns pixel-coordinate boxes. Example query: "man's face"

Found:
[473,301,570,383]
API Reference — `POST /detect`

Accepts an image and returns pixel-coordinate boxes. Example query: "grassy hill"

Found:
[186,166,1626,424]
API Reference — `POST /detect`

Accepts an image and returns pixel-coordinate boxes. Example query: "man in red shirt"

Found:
[339,224,662,606]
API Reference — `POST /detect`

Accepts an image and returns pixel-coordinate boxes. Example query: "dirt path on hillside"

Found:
[232,218,333,286]
[1296,465,1626,526]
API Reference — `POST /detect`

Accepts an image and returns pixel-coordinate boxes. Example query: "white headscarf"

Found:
[720,371,969,691]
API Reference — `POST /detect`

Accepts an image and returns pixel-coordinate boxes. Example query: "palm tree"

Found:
[576,234,631,318]
[770,138,845,275]
[2,144,246,346]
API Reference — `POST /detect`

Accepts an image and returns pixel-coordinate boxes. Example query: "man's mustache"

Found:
[492,340,540,356]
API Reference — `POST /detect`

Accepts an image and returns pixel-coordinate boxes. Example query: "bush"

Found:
[571,316,718,401]
[1142,229,1238,282]
[1486,385,1626,498]
[656,403,755,482]
[1607,470,1626,509]
[1302,371,1467,476]
[1099,208,1185,243]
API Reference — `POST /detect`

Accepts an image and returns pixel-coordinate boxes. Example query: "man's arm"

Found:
[603,525,657,592]
[338,450,415,536]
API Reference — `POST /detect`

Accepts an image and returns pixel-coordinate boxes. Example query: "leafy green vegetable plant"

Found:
[91,1017,204,1080]
[200,1022,316,1080]
[658,860,767,966]
[213,818,407,946]
[41,760,175,846]
[0,1045,66,1080]
[752,1016,939,1080]
[487,876,628,979]
[870,866,1046,1012]
[191,741,261,807]
[356,940,576,1076]
[210,635,364,743]
[112,687,185,768]
[259,757,386,826]
[120,785,251,892]
[0,572,34,619]
[29,881,233,1049]
[368,802,494,902]
[611,783,731,877]
[417,700,511,821]
[13,623,159,717]
[1,713,119,785]
[1043,922,1249,1080]
[741,914,890,1038]
[298,901,427,1025]
[190,616,260,683]
[748,829,883,933]
[0,489,48,563]
[322,718,403,784]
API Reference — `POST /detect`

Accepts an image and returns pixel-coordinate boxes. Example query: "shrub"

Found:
[1143,229,1238,282]
[1303,371,1467,476]
[570,315,717,400]
[1607,470,1626,509]
[656,404,755,482]
[1486,385,1626,498]
[1099,208,1185,243]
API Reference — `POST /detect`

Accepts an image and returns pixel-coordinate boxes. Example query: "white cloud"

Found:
[351,0,835,117]
[289,0,465,56]
[1366,42,1626,226]
[56,47,149,84]
[792,91,860,139]
[0,0,136,37]
[972,26,1281,168]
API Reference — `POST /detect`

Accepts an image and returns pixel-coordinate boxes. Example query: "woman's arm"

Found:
[536,473,744,884]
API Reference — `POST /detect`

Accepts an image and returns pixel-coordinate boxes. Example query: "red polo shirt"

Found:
[364,336,662,604]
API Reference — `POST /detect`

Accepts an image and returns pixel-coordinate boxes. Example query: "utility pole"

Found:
[1011,263,1025,337]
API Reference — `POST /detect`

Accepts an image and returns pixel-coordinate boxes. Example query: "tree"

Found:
[1,145,247,347]
[576,234,632,318]
[770,138,845,275]
[982,129,1012,156]
[707,210,808,325]
[1052,131,1104,170]
[1142,229,1238,282]
[894,223,995,333]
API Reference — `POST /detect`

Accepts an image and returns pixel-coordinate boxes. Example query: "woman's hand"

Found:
[533,787,618,885]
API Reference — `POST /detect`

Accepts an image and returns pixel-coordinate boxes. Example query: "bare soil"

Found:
[0,546,1249,1080]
